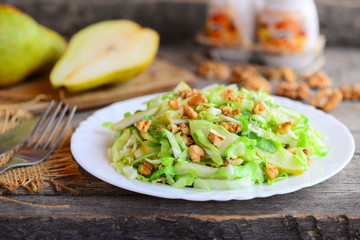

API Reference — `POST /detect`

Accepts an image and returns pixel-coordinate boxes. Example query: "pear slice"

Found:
[50,20,159,92]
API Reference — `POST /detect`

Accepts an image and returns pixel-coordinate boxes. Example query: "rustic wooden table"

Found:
[1,47,359,239]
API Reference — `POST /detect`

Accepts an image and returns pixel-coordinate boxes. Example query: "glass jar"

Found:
[205,0,256,61]
[256,0,320,70]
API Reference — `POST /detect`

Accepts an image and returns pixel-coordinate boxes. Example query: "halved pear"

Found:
[50,20,159,92]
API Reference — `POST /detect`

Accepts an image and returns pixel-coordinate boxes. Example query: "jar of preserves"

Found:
[204,0,256,61]
[256,0,320,70]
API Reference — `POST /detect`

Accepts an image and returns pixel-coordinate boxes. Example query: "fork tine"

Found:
[25,100,55,146]
[47,105,77,151]
[33,101,63,149]
[42,103,69,150]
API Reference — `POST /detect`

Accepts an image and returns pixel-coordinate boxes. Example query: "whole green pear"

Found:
[0,4,66,86]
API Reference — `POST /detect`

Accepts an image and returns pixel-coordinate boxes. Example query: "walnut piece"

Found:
[352,85,360,100]
[274,121,292,135]
[168,98,181,110]
[266,162,279,180]
[303,148,311,165]
[189,145,205,162]
[181,135,194,146]
[181,105,198,119]
[167,123,180,134]
[220,106,233,117]
[178,89,198,99]
[222,160,229,166]
[339,84,360,100]
[278,66,296,82]
[221,88,245,103]
[207,129,225,148]
[233,108,241,115]
[139,160,154,176]
[187,93,208,106]
[253,101,266,115]
[241,76,271,93]
[219,122,242,133]
[135,120,152,134]
[304,72,332,88]
[339,85,352,100]
[231,66,259,83]
[311,88,343,112]
[178,123,190,135]
[197,61,231,81]
[275,82,311,100]
[266,68,282,81]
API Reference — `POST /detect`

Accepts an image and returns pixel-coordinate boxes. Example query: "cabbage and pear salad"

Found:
[104,82,329,190]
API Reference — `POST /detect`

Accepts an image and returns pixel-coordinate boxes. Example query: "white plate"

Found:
[71,93,355,201]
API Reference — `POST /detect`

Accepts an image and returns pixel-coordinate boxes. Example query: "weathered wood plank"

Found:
[0,214,359,239]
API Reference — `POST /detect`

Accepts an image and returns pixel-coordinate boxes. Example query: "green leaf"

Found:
[102,122,113,129]
[144,114,153,120]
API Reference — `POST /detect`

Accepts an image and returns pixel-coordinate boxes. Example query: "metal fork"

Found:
[0,100,77,174]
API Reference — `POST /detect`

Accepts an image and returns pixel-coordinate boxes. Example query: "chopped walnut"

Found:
[219,122,242,133]
[266,68,282,81]
[266,162,279,180]
[168,98,181,110]
[253,101,266,115]
[135,120,152,134]
[233,108,241,115]
[197,61,231,81]
[231,66,259,83]
[339,85,352,100]
[241,76,271,93]
[339,84,360,100]
[178,123,190,135]
[222,160,229,167]
[278,66,296,82]
[352,85,360,100]
[178,89,198,99]
[311,88,343,112]
[222,88,234,95]
[220,106,233,117]
[167,123,180,134]
[221,88,235,101]
[207,129,225,148]
[189,145,205,163]
[139,160,154,176]
[187,93,208,106]
[303,72,332,88]
[221,88,245,103]
[274,121,293,135]
[275,82,311,100]
[181,135,194,146]
[230,158,243,166]
[303,149,311,165]
[181,105,198,119]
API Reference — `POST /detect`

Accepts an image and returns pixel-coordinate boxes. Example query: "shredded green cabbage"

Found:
[105,82,329,190]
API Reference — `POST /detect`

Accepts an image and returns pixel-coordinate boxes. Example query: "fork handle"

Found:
[0,156,29,174]
[0,165,14,174]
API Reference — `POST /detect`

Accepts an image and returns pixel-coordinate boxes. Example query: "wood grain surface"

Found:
[0,58,197,113]
[0,47,359,239]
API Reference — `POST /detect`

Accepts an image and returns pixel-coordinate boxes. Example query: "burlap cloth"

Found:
[0,108,80,195]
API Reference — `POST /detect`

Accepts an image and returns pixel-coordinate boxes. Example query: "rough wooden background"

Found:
[1,0,360,238]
